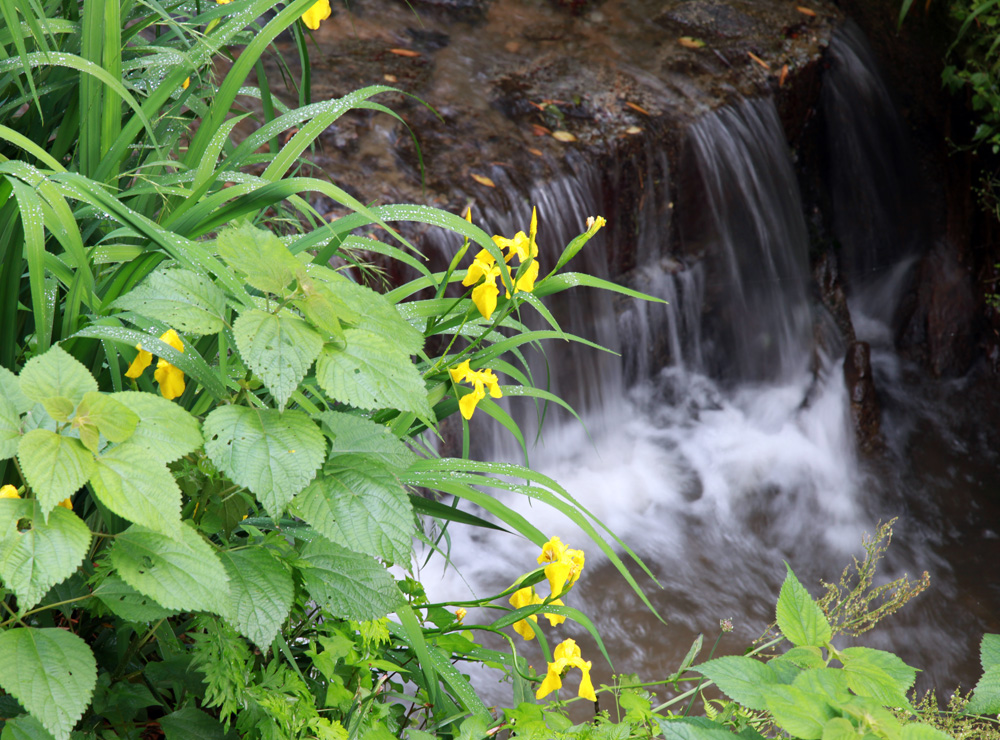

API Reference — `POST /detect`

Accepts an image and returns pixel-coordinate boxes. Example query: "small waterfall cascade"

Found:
[423,23,991,696]
[679,99,815,384]
[821,20,926,308]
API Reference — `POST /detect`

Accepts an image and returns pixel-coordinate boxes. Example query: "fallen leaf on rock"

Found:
[778,64,789,86]
[552,131,577,142]
[679,36,706,49]
[470,173,495,187]
[531,124,551,136]
[748,51,770,70]
[796,6,817,16]
[384,74,397,83]
[625,126,642,135]
[388,48,420,57]
[527,147,544,157]
[625,101,651,116]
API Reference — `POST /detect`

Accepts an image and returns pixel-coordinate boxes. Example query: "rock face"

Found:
[843,341,883,454]
[257,0,986,450]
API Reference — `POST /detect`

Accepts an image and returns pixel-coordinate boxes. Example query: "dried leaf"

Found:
[625,101,651,116]
[796,6,817,16]
[778,64,789,87]
[388,48,420,57]
[384,74,397,83]
[531,124,551,136]
[748,51,771,70]
[625,126,642,135]
[470,173,495,188]
[527,148,544,157]
[551,131,577,143]
[678,36,706,49]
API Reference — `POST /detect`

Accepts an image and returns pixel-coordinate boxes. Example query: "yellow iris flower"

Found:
[449,359,502,420]
[0,485,20,499]
[536,638,596,702]
[301,0,332,29]
[58,498,73,510]
[462,208,540,320]
[126,329,186,400]
[538,536,585,597]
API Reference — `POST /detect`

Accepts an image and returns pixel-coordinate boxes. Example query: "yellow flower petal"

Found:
[154,360,186,400]
[462,252,497,287]
[536,661,564,699]
[507,259,539,298]
[0,485,20,499]
[458,384,485,420]
[545,559,572,598]
[577,662,597,701]
[125,346,152,379]
[215,0,233,4]
[479,368,502,399]
[300,0,331,29]
[529,206,538,257]
[58,498,73,510]
[182,77,190,90]
[159,329,184,353]
[585,215,607,236]
[554,638,581,662]
[509,587,541,640]
[471,279,500,320]
[538,536,568,565]
[449,359,472,384]
[455,607,467,623]
[543,598,566,626]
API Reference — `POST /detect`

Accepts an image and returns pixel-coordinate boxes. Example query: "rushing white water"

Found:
[418,26,997,702]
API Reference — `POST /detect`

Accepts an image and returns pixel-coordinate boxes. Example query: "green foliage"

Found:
[0,0,993,737]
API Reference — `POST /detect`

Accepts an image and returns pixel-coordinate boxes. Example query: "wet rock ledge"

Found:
[265,0,842,254]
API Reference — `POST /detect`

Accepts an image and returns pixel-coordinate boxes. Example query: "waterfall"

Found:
[421,23,994,698]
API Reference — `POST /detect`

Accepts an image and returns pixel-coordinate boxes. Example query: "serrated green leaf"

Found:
[981,633,1000,670]
[233,309,322,410]
[293,269,354,340]
[203,406,325,518]
[292,455,412,564]
[111,391,203,463]
[216,224,302,297]
[822,717,858,740]
[0,500,91,611]
[159,707,229,740]
[792,668,851,704]
[965,664,1000,715]
[658,719,737,740]
[694,656,778,711]
[0,366,32,414]
[1,713,57,740]
[219,547,294,650]
[316,411,416,469]
[316,329,432,417]
[0,627,97,740]
[298,537,402,620]
[92,574,178,622]
[90,443,182,535]
[307,267,422,355]
[74,392,138,444]
[110,523,229,614]
[839,647,915,708]
[0,399,21,460]
[113,268,227,335]
[17,430,95,516]
[900,724,956,740]
[776,563,832,648]
[764,684,835,740]
[18,347,97,421]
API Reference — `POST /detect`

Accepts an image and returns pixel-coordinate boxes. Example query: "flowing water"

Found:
[419,23,1000,702]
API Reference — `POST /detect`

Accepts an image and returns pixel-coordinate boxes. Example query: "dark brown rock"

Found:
[843,340,883,453]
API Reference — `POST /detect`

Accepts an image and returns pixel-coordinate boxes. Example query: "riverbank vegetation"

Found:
[1,0,999,738]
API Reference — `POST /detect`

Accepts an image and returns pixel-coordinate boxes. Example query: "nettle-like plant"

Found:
[0,214,666,739]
